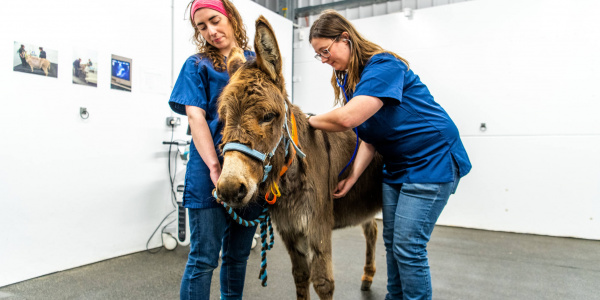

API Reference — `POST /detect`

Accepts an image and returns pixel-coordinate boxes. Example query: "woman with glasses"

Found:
[168,0,262,299]
[307,10,471,300]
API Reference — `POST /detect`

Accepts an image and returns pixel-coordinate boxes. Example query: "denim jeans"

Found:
[180,203,263,300]
[383,161,460,300]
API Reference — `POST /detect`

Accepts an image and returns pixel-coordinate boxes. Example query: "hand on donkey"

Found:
[333,177,357,198]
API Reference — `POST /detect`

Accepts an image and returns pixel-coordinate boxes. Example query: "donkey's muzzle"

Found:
[216,180,248,208]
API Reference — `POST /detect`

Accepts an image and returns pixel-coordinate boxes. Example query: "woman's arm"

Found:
[333,141,376,198]
[186,105,221,186]
[308,95,383,132]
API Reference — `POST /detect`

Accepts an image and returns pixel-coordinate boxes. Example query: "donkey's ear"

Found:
[254,16,282,86]
[227,47,246,77]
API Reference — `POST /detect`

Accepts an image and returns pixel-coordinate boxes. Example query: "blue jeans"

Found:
[383,162,460,300]
[180,203,262,300]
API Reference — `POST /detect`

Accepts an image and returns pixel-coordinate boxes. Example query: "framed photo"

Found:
[110,54,132,92]
[72,49,98,87]
[13,41,58,78]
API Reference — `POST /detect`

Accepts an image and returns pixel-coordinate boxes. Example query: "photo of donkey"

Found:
[214,16,384,300]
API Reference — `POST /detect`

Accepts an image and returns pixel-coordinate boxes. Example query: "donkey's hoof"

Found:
[361,280,372,291]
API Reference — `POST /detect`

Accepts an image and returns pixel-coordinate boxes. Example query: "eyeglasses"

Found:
[314,37,339,62]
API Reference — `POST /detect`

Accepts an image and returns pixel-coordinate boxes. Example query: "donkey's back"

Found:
[299,114,383,230]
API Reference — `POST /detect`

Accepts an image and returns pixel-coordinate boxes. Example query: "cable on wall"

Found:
[147,123,188,253]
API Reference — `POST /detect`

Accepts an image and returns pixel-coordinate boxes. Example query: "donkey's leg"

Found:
[282,234,312,300]
[310,229,334,300]
[360,218,378,291]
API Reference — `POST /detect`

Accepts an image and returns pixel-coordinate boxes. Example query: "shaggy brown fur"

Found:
[215,16,383,300]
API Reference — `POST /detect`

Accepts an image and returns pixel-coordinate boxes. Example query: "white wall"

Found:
[0,0,292,287]
[0,0,173,287]
[292,0,600,240]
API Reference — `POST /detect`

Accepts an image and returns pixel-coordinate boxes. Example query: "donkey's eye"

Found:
[262,113,276,123]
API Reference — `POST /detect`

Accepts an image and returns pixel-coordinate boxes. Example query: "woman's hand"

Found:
[307,95,383,132]
[332,141,376,199]
[333,177,357,198]
[209,166,222,188]
[186,105,222,188]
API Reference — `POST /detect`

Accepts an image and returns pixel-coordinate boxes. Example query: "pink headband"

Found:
[191,0,228,23]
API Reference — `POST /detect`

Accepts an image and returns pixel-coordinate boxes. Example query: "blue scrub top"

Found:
[351,53,471,184]
[169,51,256,208]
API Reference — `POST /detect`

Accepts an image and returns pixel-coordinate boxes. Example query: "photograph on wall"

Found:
[72,48,98,87]
[110,54,132,92]
[13,41,58,78]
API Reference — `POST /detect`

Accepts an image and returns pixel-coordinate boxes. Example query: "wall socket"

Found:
[166,117,181,127]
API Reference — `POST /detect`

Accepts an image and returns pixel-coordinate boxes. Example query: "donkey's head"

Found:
[216,16,290,208]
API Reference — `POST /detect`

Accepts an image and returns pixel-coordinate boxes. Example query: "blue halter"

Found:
[221,103,306,183]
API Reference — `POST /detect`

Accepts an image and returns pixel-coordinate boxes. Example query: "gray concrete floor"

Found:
[1,222,599,300]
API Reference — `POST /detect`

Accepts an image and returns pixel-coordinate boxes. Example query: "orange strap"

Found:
[279,145,295,176]
[290,111,300,146]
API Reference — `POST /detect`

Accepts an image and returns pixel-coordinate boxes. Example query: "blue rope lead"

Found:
[258,215,274,286]
[221,201,268,227]
[214,191,275,287]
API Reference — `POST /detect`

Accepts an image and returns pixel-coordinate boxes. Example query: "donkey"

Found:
[215,16,383,300]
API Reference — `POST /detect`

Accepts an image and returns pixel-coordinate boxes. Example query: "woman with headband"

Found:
[306,10,471,300]
[168,1,260,299]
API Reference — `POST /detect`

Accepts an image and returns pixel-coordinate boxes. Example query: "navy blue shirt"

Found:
[169,51,256,208]
[351,53,471,184]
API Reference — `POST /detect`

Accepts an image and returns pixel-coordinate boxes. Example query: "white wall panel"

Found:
[0,0,173,287]
[374,3,389,15]
[0,0,292,287]
[346,7,360,20]
[404,0,418,9]
[417,0,434,8]
[359,5,374,18]
[441,136,600,239]
[387,1,403,13]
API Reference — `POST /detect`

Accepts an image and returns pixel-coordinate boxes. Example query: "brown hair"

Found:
[187,0,250,71]
[309,10,409,106]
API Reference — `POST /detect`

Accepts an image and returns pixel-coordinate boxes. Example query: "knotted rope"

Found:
[219,199,275,287]
[258,214,275,286]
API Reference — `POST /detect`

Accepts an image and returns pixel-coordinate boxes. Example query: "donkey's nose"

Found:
[217,180,248,207]
[236,183,247,201]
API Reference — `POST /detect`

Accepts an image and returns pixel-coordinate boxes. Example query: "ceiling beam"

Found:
[294,0,391,18]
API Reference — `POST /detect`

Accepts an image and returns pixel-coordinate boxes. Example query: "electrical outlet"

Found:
[166,117,181,127]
